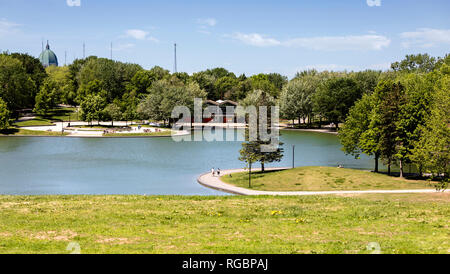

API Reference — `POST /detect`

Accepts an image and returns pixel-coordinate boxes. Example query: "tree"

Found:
[191,71,216,100]
[238,141,260,188]
[0,55,36,114]
[103,103,122,126]
[313,77,362,129]
[80,94,106,125]
[240,89,284,172]
[350,70,381,95]
[125,70,157,99]
[411,67,450,188]
[172,72,190,84]
[205,67,235,79]
[46,66,76,106]
[138,79,206,126]
[395,72,435,174]
[376,81,407,176]
[249,74,279,98]
[339,93,381,172]
[280,76,318,126]
[9,53,47,107]
[267,73,288,92]
[214,76,238,100]
[77,57,142,104]
[34,78,60,115]
[391,54,438,73]
[0,98,10,130]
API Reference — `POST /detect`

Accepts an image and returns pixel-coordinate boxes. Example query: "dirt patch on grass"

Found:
[95,236,140,245]
[32,230,78,241]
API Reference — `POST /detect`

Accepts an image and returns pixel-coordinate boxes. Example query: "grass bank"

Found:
[221,167,433,191]
[0,194,448,254]
[0,128,68,136]
[14,107,78,127]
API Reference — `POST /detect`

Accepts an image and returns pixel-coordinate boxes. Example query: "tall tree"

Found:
[391,54,438,73]
[313,77,362,129]
[376,81,407,176]
[339,93,381,172]
[103,102,122,126]
[280,76,318,126]
[240,89,283,172]
[0,55,36,114]
[0,97,10,130]
[80,94,106,125]
[238,141,260,188]
[411,66,450,187]
[34,78,60,115]
[9,53,47,107]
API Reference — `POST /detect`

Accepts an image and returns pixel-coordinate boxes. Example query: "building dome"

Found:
[39,42,58,67]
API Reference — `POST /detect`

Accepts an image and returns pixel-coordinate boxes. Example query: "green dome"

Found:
[39,42,58,67]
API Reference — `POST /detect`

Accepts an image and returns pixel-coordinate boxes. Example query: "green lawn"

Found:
[13,118,55,127]
[0,194,448,254]
[0,128,68,136]
[221,167,433,191]
[14,107,79,127]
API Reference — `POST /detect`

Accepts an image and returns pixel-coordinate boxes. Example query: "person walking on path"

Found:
[211,168,215,177]
[217,168,221,176]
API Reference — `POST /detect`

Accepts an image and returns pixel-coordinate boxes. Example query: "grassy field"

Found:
[0,194,448,254]
[221,167,433,191]
[14,107,78,127]
[0,128,68,136]
[13,118,55,127]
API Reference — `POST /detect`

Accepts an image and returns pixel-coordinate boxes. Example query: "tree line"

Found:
[0,52,289,128]
[339,56,449,188]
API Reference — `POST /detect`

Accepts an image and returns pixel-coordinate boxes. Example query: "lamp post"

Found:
[292,145,295,169]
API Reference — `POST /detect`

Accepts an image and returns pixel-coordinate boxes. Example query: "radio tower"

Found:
[174,43,177,73]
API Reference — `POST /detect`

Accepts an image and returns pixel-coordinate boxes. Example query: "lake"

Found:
[0,130,376,195]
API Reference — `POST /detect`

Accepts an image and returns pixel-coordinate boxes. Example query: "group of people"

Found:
[211,168,221,177]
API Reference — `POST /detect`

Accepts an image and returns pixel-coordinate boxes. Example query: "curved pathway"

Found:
[197,168,439,196]
[18,121,189,138]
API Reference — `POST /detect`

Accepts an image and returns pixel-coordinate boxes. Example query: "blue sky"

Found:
[0,0,449,77]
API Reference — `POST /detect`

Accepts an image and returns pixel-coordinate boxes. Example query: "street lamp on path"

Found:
[292,145,295,169]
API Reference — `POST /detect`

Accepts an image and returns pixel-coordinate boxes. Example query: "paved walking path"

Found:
[197,168,439,196]
[18,121,188,137]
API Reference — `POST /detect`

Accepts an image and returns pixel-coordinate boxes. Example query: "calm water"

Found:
[0,130,376,195]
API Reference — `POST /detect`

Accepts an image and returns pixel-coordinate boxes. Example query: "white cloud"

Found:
[66,0,81,7]
[0,18,20,37]
[400,28,450,48]
[112,43,135,51]
[197,18,217,27]
[124,29,159,42]
[229,32,390,51]
[366,0,381,7]
[229,33,281,47]
[296,64,359,72]
[367,62,391,71]
[285,35,391,50]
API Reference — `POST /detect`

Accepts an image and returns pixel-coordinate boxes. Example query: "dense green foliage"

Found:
[0,97,10,130]
[339,59,449,186]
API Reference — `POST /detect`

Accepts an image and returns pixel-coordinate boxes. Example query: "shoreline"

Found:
[280,127,338,135]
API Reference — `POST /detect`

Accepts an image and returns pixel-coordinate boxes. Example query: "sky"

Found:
[0,0,449,78]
